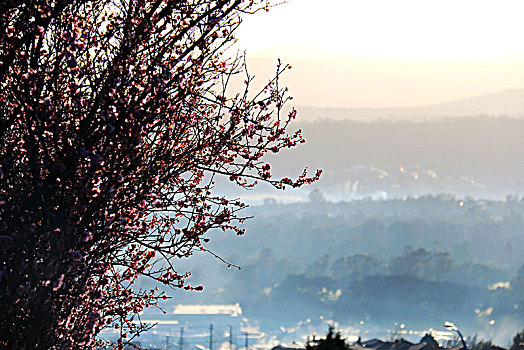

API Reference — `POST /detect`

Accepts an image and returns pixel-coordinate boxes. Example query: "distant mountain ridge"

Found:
[297,89,524,122]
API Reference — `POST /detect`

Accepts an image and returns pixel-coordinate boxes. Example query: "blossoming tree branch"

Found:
[0,0,320,348]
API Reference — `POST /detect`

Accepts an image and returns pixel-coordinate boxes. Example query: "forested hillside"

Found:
[222,117,524,202]
[141,196,524,341]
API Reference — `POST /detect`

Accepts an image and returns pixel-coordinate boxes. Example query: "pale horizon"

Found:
[233,0,524,110]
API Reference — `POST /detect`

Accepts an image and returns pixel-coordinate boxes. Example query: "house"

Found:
[349,334,441,350]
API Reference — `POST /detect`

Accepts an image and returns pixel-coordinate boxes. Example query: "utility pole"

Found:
[209,324,214,350]
[166,335,170,350]
[179,327,184,350]
[245,332,248,350]
[229,325,233,350]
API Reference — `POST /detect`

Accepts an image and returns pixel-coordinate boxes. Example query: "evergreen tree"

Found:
[307,327,348,350]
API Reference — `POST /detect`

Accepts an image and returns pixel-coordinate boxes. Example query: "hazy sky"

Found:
[234,0,524,108]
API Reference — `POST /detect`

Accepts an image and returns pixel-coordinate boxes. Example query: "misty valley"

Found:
[128,117,524,349]
[138,196,523,344]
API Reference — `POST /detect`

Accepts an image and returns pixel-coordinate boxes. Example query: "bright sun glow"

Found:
[237,0,524,61]
[232,0,524,108]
